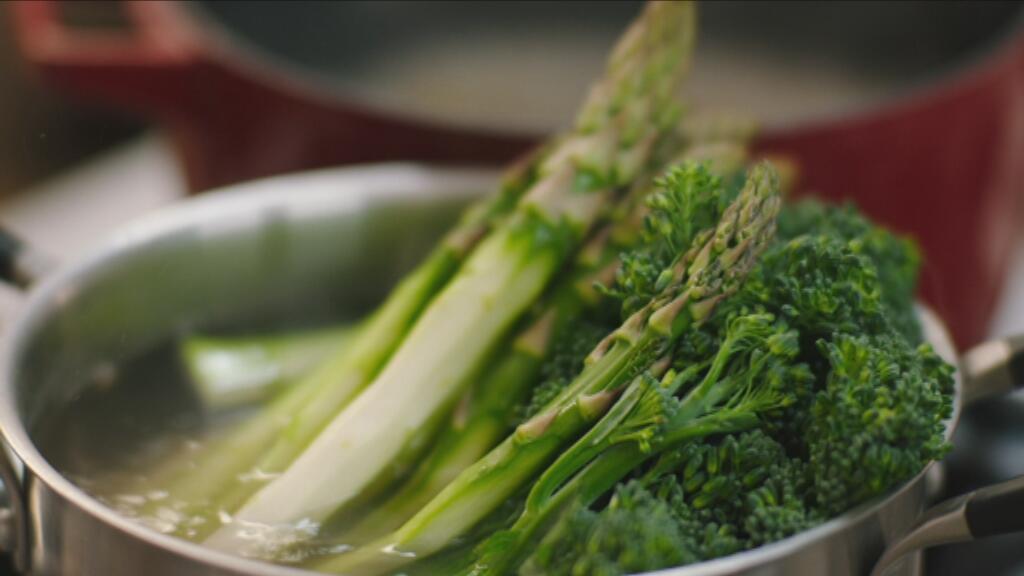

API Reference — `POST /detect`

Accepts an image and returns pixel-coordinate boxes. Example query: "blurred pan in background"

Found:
[10,0,1024,350]
[0,2,141,198]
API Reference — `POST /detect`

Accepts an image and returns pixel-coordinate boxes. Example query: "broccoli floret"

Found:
[729,234,888,339]
[608,163,741,316]
[717,234,889,450]
[777,200,922,341]
[523,481,701,576]
[654,431,820,550]
[519,210,949,575]
[525,432,820,575]
[807,332,954,516]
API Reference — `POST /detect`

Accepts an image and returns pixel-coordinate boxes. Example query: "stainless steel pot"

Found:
[0,164,1019,576]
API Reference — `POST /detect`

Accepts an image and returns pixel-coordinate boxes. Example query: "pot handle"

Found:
[8,0,196,114]
[960,335,1024,405]
[0,226,50,571]
[0,228,53,289]
[870,335,1024,576]
[870,475,1024,576]
[0,445,27,572]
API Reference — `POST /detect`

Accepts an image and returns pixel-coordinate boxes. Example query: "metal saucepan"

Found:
[0,164,1021,576]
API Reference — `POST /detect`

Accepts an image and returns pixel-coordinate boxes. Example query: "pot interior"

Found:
[188,0,1022,131]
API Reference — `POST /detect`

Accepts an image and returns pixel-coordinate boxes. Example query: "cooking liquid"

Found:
[35,329,467,571]
[34,338,346,565]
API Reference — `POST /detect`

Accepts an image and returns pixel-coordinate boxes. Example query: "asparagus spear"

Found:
[314,162,782,575]
[182,325,357,410]
[335,171,646,545]
[136,145,547,540]
[335,268,599,544]
[206,0,697,554]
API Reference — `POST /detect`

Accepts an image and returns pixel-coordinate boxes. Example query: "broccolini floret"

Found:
[728,234,887,339]
[523,481,701,576]
[605,163,744,317]
[807,332,954,516]
[777,200,922,341]
[525,432,820,576]
[511,200,950,576]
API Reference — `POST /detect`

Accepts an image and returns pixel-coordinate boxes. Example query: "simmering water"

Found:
[33,328,423,568]
[32,338,327,560]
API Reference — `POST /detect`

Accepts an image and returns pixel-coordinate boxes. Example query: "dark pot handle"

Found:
[0,228,52,289]
[0,445,27,572]
[960,335,1024,403]
[871,335,1024,576]
[0,226,50,571]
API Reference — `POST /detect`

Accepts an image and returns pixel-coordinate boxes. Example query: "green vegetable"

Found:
[776,199,922,341]
[523,431,817,575]
[206,0,697,553]
[808,332,953,516]
[524,481,702,576]
[468,310,806,574]
[182,325,357,410]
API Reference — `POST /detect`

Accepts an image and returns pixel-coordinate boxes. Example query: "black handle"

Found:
[964,475,1024,538]
[0,229,25,288]
[1010,335,1024,388]
[870,474,1024,576]
[0,226,49,289]
[962,335,1024,405]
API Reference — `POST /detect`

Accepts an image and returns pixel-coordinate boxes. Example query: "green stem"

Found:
[146,243,465,539]
[474,411,760,575]
[342,347,544,544]
[207,217,577,551]
[181,324,357,410]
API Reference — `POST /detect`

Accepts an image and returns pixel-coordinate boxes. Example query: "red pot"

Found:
[9,0,1024,349]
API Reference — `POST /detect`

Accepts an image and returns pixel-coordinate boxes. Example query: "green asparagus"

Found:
[137,144,547,540]
[205,0,696,554]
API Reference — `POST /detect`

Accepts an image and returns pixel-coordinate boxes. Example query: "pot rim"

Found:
[176,1,1024,138]
[0,163,962,575]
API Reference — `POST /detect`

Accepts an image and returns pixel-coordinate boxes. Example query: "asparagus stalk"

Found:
[182,325,357,410]
[206,0,696,554]
[338,290,586,545]
[136,146,547,540]
[315,162,782,576]
[337,176,650,544]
